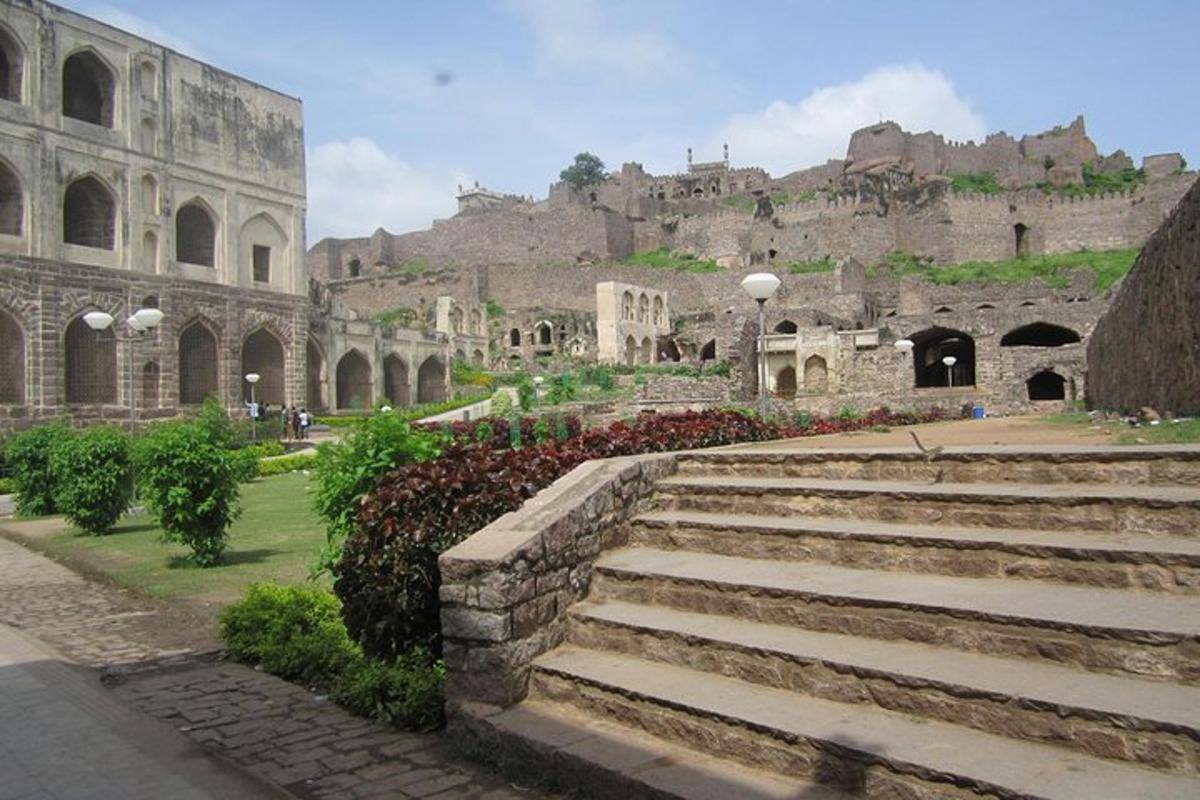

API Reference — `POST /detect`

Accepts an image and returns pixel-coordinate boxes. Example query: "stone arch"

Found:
[141,361,159,408]
[653,295,664,326]
[450,306,464,334]
[910,327,976,387]
[624,335,637,366]
[976,303,995,310]
[0,307,24,403]
[1014,223,1030,257]
[63,175,116,249]
[383,354,410,407]
[1000,322,1081,348]
[417,355,446,404]
[637,293,650,323]
[536,321,552,346]
[0,24,24,103]
[470,308,483,335]
[178,319,220,404]
[776,365,797,399]
[62,49,115,127]
[622,291,634,321]
[1027,370,1067,401]
[305,337,327,410]
[773,319,798,334]
[640,336,653,365]
[241,212,287,285]
[347,258,361,278]
[141,294,159,309]
[700,339,716,361]
[803,355,828,393]
[241,327,286,405]
[64,313,116,403]
[472,349,485,363]
[454,348,466,361]
[934,306,953,314]
[141,174,158,214]
[336,349,372,410]
[509,327,521,347]
[176,199,217,266]
[661,338,681,362]
[0,157,23,236]
[141,230,158,273]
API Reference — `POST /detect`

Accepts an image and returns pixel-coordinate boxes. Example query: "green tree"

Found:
[50,426,131,535]
[5,424,72,516]
[134,420,243,567]
[559,152,607,189]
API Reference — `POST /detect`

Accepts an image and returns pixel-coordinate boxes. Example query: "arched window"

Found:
[976,304,995,311]
[0,159,22,236]
[653,296,664,326]
[241,328,285,405]
[417,356,446,404]
[776,366,797,399]
[347,258,361,278]
[241,212,286,285]
[176,201,216,266]
[64,314,116,403]
[0,308,24,403]
[640,336,653,365]
[537,322,552,346]
[306,337,327,410]
[803,355,828,393]
[700,339,716,361]
[0,25,24,103]
[1027,371,1067,401]
[1000,322,1081,348]
[383,354,409,407]
[621,291,634,321]
[624,335,637,366]
[472,349,485,364]
[637,293,650,323]
[454,348,466,361]
[336,350,372,410]
[773,320,798,334]
[178,320,219,404]
[509,327,521,347]
[142,231,158,273]
[470,309,482,335]
[62,50,115,127]
[141,361,160,408]
[449,306,464,334]
[63,176,115,249]
[910,327,976,387]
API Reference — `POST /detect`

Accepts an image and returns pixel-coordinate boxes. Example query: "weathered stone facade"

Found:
[1088,176,1200,415]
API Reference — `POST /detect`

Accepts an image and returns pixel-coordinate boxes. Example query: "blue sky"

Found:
[70,1,1199,242]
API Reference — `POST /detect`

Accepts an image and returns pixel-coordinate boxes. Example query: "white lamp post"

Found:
[244,372,261,442]
[84,307,165,432]
[740,273,782,419]
[893,338,914,354]
[942,355,958,388]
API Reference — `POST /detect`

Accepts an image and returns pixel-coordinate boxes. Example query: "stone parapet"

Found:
[438,452,678,710]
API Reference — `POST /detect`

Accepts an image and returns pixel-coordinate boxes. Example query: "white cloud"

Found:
[713,64,987,175]
[306,138,469,241]
[504,0,688,78]
[75,3,207,60]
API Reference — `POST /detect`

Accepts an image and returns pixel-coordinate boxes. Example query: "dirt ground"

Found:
[755,414,1118,450]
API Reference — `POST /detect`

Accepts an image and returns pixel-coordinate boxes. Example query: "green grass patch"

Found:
[485,299,504,319]
[373,306,420,328]
[28,472,325,606]
[787,258,836,275]
[949,172,1002,194]
[1117,419,1200,445]
[1046,164,1146,198]
[720,196,756,213]
[875,248,1138,291]
[625,247,723,273]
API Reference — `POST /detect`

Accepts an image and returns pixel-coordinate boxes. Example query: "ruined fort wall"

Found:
[1088,177,1200,414]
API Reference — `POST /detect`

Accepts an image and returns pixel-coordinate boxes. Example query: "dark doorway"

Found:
[1000,322,1081,347]
[1027,371,1066,401]
[1014,223,1029,258]
[911,327,976,387]
[776,366,797,399]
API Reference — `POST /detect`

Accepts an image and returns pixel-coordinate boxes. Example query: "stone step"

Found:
[591,548,1200,682]
[652,476,1200,536]
[631,510,1200,593]
[454,698,850,800]
[531,648,1200,800]
[567,600,1200,774]
[675,445,1200,487]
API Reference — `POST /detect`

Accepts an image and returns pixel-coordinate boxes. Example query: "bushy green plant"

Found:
[134,420,243,566]
[543,373,578,406]
[0,477,15,495]
[5,424,72,516]
[451,359,492,388]
[330,648,445,731]
[949,172,1002,194]
[245,441,286,459]
[837,405,863,421]
[311,414,443,574]
[257,451,318,477]
[485,299,505,319]
[50,426,131,535]
[489,388,514,417]
[578,364,615,390]
[516,373,536,411]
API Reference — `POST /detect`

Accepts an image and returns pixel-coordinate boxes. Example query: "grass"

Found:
[21,472,326,606]
[874,248,1138,291]
[949,172,1002,195]
[1039,412,1200,445]
[625,247,723,273]
[1044,164,1146,199]
[787,258,836,275]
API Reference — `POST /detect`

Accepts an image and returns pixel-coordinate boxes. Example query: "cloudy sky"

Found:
[70,1,1199,242]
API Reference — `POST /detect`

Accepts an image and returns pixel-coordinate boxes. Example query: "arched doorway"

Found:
[700,339,716,361]
[383,354,410,407]
[241,328,285,405]
[336,350,372,410]
[1014,223,1029,257]
[661,339,681,362]
[0,308,24,404]
[178,320,219,404]
[1000,323,1081,347]
[536,322,552,346]
[1027,371,1067,401]
[417,356,446,404]
[911,327,976,387]
[0,26,24,104]
[624,335,637,366]
[64,314,116,403]
[803,355,828,393]
[776,366,797,399]
[509,328,521,347]
[640,337,653,365]
[306,337,326,410]
[773,320,798,334]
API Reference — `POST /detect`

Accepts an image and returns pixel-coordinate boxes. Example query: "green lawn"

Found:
[1040,412,1200,445]
[27,471,326,606]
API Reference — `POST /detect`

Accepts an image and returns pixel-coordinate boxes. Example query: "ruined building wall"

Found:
[1087,177,1200,415]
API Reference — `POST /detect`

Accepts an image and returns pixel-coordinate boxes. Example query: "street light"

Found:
[84,307,165,432]
[893,338,914,354]
[244,373,261,442]
[942,355,957,387]
[740,272,781,420]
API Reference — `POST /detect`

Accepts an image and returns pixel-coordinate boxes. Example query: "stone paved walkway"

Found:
[0,535,551,800]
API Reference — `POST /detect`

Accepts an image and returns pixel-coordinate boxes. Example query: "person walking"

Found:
[282,404,292,441]
[291,406,301,441]
[299,407,310,440]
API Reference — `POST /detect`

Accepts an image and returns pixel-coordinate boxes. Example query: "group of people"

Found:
[244,401,312,441]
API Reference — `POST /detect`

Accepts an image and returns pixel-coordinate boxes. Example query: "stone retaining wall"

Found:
[438,453,677,711]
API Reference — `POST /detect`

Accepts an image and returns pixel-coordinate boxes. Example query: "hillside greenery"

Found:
[949,172,1003,194]
[787,258,837,275]
[625,247,722,273]
[1046,163,1146,198]
[873,248,1138,291]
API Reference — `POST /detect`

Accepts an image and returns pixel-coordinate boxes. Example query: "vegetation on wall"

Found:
[559,152,607,189]
[787,258,837,275]
[874,248,1138,291]
[485,299,505,319]
[625,247,722,273]
[948,172,1003,195]
[1047,163,1146,198]
[373,306,420,328]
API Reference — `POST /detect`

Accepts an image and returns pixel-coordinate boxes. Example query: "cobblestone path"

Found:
[0,534,549,800]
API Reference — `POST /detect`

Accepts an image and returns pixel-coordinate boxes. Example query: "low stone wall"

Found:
[438,452,677,711]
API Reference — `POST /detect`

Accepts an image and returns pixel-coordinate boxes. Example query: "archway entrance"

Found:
[179,320,218,404]
[383,354,410,407]
[911,328,976,387]
[306,338,326,410]
[417,356,446,404]
[336,350,372,410]
[1000,323,1081,347]
[803,355,828,393]
[241,329,285,405]
[1027,371,1067,401]
[65,315,115,403]
[776,366,797,399]
[0,308,23,404]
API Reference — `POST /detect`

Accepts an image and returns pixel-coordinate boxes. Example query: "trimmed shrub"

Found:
[257,451,318,477]
[4,424,72,516]
[134,420,242,566]
[0,477,15,495]
[50,426,131,535]
[489,388,514,417]
[516,373,536,411]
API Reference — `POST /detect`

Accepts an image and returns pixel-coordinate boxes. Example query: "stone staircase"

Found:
[469,446,1200,799]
